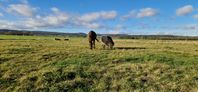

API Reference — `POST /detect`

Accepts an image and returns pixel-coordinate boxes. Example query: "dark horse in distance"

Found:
[101,36,114,49]
[88,30,99,49]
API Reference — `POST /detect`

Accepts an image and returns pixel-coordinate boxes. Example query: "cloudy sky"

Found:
[0,0,198,36]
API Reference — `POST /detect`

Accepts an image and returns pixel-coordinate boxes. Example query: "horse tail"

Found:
[96,38,99,42]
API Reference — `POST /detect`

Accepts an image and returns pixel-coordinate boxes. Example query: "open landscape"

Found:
[0,35,198,92]
[0,0,198,91]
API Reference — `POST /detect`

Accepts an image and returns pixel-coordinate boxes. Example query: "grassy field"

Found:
[0,35,198,92]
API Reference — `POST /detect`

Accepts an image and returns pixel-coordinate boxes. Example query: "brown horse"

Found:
[88,31,99,49]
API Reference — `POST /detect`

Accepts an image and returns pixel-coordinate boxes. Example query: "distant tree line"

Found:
[98,34,198,40]
[3,31,34,36]
[0,29,87,37]
[0,29,198,40]
[117,35,198,40]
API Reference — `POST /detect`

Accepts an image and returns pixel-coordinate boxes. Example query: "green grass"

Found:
[0,35,198,92]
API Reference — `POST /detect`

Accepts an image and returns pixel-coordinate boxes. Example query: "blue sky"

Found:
[0,0,198,36]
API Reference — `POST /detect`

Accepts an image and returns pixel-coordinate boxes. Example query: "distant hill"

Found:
[103,34,198,40]
[0,29,87,37]
[0,29,198,40]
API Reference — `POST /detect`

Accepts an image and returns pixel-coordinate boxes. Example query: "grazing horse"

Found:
[64,38,69,41]
[55,38,61,41]
[88,31,99,49]
[101,36,114,49]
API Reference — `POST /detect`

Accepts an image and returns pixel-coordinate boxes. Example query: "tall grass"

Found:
[0,35,198,92]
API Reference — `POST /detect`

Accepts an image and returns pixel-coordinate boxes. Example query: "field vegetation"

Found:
[0,35,198,92]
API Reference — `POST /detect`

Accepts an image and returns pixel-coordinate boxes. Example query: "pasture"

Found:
[0,35,198,92]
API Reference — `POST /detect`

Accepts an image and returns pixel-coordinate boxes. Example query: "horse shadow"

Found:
[114,47,146,50]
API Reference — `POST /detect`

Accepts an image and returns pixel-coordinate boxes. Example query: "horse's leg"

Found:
[108,44,111,49]
[110,45,113,49]
[103,44,105,49]
[89,40,92,49]
[93,40,95,49]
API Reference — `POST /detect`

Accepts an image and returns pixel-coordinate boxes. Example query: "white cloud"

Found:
[109,24,126,34]
[0,7,70,30]
[0,20,13,29]
[6,4,36,17]
[0,20,23,29]
[80,22,101,29]
[121,10,137,20]
[180,24,198,30]
[100,11,117,19]
[79,13,100,22]
[0,12,3,17]
[72,10,117,29]
[51,7,59,13]
[44,14,69,26]
[0,0,117,30]
[159,24,198,31]
[24,12,69,29]
[78,11,117,22]
[122,8,158,19]
[176,5,193,16]
[0,8,118,30]
[137,8,158,18]
[24,18,46,29]
[193,14,198,19]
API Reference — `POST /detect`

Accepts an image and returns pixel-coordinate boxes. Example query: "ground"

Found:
[0,35,198,92]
